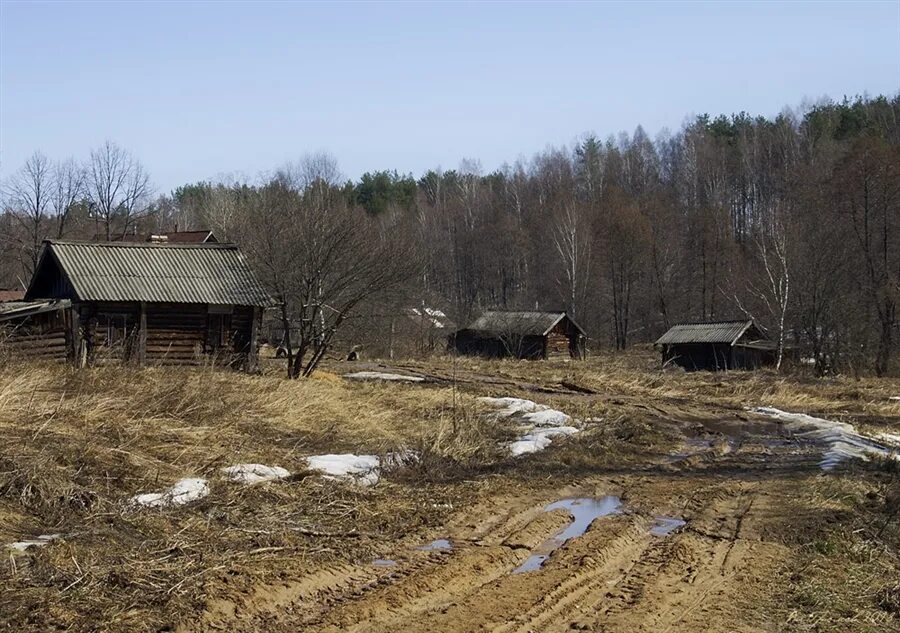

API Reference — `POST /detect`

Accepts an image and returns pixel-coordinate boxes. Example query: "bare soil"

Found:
[2,354,899,632]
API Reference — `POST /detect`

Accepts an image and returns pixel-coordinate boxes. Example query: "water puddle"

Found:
[650,516,686,536]
[372,558,397,567]
[418,538,453,552]
[514,496,622,573]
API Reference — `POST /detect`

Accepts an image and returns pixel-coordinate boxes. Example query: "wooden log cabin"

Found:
[3,240,273,369]
[450,311,586,360]
[654,319,777,371]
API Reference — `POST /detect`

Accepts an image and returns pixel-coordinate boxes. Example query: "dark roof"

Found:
[655,320,762,346]
[0,290,25,302]
[25,241,273,307]
[462,311,585,337]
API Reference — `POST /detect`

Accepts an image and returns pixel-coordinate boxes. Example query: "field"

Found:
[1,351,899,632]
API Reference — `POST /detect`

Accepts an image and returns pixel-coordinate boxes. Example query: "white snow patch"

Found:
[875,433,900,448]
[7,533,62,552]
[521,409,573,427]
[751,407,900,471]
[478,396,547,417]
[479,397,580,456]
[345,371,424,383]
[889,396,900,402]
[307,454,381,486]
[130,478,209,508]
[222,464,291,484]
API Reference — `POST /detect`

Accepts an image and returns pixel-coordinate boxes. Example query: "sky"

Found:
[1,0,898,193]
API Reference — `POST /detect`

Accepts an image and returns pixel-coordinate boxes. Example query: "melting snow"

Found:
[751,407,900,471]
[7,533,62,552]
[479,396,580,456]
[344,371,424,383]
[130,478,209,508]
[876,433,900,448]
[306,454,381,486]
[222,464,291,484]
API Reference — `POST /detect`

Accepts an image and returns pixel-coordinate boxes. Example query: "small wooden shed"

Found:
[655,319,775,371]
[451,311,586,360]
[12,240,273,369]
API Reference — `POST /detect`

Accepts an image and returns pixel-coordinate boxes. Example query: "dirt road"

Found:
[184,412,844,633]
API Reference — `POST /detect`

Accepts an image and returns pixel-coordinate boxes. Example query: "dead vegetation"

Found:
[1,352,899,631]
[0,362,503,631]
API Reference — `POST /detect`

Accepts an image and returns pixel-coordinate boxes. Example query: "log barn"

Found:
[450,311,586,360]
[2,240,272,369]
[655,319,776,371]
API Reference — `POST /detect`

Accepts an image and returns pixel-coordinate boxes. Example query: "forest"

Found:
[1,94,898,375]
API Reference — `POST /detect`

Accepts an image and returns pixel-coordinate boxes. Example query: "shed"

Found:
[655,320,775,371]
[451,310,586,360]
[15,240,272,369]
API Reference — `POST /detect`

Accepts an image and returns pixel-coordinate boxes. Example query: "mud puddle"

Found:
[650,516,686,536]
[514,496,622,573]
[372,558,397,567]
[418,538,453,551]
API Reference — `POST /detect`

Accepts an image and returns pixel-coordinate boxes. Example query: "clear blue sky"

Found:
[1,1,898,193]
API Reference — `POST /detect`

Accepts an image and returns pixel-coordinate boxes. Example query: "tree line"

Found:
[1,94,898,376]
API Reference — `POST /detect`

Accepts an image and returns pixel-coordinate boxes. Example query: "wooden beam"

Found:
[138,301,147,366]
[248,306,260,372]
[70,305,83,367]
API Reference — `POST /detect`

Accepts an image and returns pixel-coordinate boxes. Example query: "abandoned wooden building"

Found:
[450,310,586,360]
[1,240,272,369]
[655,319,776,371]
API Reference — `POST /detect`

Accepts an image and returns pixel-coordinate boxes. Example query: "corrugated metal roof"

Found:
[655,320,755,345]
[27,241,273,307]
[463,311,584,336]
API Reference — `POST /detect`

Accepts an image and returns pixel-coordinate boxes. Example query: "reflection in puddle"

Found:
[372,558,397,567]
[514,496,622,573]
[650,516,686,536]
[418,538,453,551]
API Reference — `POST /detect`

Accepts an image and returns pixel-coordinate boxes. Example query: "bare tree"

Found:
[241,172,417,378]
[552,202,592,320]
[3,151,53,273]
[87,141,151,240]
[50,158,86,238]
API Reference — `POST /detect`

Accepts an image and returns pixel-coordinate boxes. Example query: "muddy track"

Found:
[179,417,813,633]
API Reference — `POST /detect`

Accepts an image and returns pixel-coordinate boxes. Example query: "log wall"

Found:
[0,309,71,362]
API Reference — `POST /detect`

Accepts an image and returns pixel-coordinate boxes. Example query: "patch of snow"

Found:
[6,533,62,552]
[751,407,900,471]
[478,397,547,416]
[875,433,900,448]
[521,409,573,427]
[130,478,209,508]
[509,434,555,456]
[479,397,580,456]
[344,371,424,383]
[306,454,381,486]
[889,396,900,402]
[222,464,291,484]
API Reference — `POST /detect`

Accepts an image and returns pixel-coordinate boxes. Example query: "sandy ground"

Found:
[174,366,899,633]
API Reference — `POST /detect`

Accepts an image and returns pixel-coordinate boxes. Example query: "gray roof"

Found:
[462,311,585,337]
[26,241,273,307]
[655,320,759,346]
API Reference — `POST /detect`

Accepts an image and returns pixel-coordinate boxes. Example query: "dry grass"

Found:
[0,361,502,632]
[1,351,898,631]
